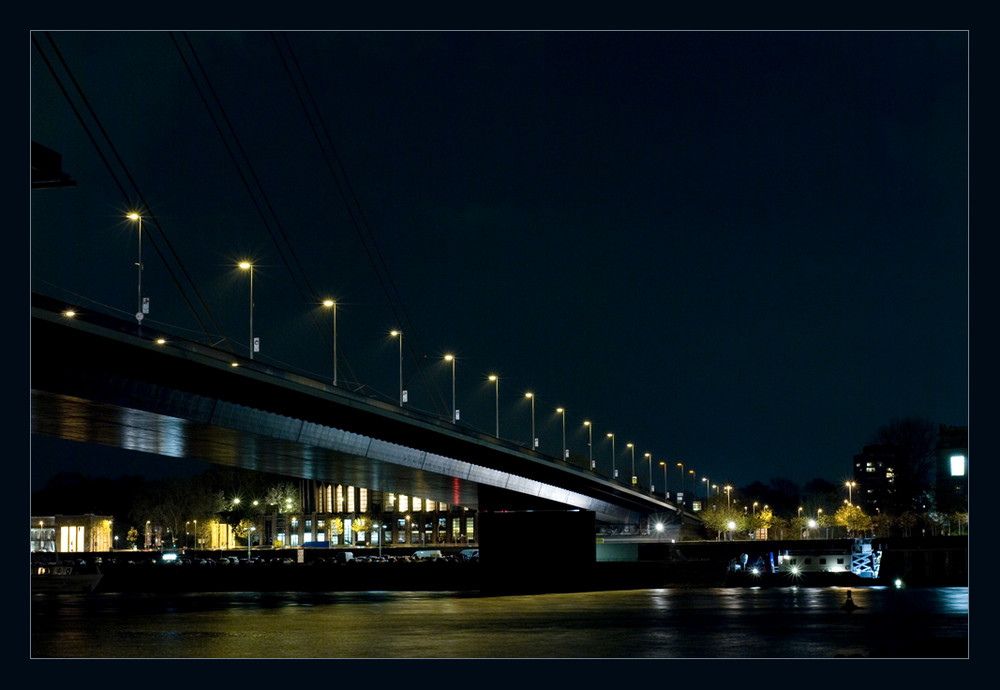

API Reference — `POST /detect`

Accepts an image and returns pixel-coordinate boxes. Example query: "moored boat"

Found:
[32,561,103,593]
[725,538,882,587]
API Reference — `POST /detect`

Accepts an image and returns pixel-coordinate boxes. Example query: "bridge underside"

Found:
[30,390,582,515]
[31,296,688,526]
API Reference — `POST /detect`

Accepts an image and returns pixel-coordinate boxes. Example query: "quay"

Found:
[39,535,967,595]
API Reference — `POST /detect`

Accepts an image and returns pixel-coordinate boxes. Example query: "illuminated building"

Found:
[30,514,113,553]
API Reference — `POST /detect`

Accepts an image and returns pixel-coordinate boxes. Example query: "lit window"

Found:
[412,497,422,512]
[360,488,368,513]
[335,485,344,513]
[399,495,409,512]
[347,486,355,513]
[950,455,966,477]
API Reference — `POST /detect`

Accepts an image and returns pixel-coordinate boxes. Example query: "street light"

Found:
[703,477,710,507]
[753,501,758,516]
[525,392,536,448]
[488,375,499,437]
[644,453,653,493]
[677,463,684,494]
[390,330,403,405]
[444,354,457,422]
[127,212,145,324]
[607,433,617,479]
[322,299,338,386]
[724,485,733,509]
[845,481,856,505]
[659,461,668,499]
[627,443,636,485]
[238,262,255,359]
[584,421,594,469]
[556,408,567,460]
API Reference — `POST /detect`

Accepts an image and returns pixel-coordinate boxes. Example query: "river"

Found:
[31,585,967,659]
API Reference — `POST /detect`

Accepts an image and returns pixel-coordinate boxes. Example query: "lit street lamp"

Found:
[845,481,856,505]
[444,354,457,422]
[627,443,636,485]
[724,485,733,509]
[556,408,567,460]
[525,392,536,448]
[390,330,403,405]
[644,453,653,493]
[584,421,594,469]
[659,461,668,499]
[322,299,338,386]
[238,262,255,359]
[489,375,499,437]
[127,212,145,324]
[607,433,617,479]
[677,463,685,495]
[703,477,710,508]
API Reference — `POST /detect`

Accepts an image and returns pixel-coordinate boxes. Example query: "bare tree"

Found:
[870,416,937,513]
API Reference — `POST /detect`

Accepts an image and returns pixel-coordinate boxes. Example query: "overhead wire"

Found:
[33,32,231,351]
[270,31,449,415]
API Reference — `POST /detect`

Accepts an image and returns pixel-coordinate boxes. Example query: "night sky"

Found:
[30,31,968,493]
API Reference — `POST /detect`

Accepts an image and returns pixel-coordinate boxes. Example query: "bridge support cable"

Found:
[32,32,232,350]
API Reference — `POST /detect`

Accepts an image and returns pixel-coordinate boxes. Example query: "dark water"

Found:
[31,586,968,659]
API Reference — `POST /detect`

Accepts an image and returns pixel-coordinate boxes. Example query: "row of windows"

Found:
[273,517,475,547]
[318,486,449,514]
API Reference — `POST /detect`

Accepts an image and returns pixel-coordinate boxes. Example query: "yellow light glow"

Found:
[63,310,76,317]
[238,261,251,270]
[127,212,140,221]
[323,299,334,307]
[444,354,454,361]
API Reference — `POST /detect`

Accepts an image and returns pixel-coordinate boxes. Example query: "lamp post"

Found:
[238,262,255,359]
[607,433,617,479]
[525,392,536,448]
[489,375,499,437]
[724,485,732,510]
[323,299,338,386]
[845,481,856,505]
[127,212,144,324]
[677,463,684,495]
[645,453,653,493]
[390,330,403,405]
[444,354,457,422]
[584,421,594,469]
[659,461,668,499]
[703,477,710,508]
[627,443,636,486]
[556,408,566,460]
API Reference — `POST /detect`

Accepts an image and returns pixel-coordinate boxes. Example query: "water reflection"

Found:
[32,587,968,659]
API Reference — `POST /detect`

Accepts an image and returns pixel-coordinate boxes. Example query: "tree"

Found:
[834,504,872,537]
[870,416,938,513]
[126,526,139,549]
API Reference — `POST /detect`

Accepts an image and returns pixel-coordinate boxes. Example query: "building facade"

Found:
[852,445,897,514]
[31,514,113,553]
[257,482,478,550]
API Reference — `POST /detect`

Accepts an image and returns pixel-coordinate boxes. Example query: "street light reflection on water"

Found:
[31,587,967,659]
